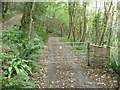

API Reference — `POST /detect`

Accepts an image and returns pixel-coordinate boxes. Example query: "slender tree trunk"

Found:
[2,2,4,14]
[79,21,82,42]
[99,2,112,46]
[72,3,76,41]
[72,24,76,41]
[68,3,72,39]
[95,1,98,45]
[107,8,114,65]
[68,2,76,41]
[20,2,34,39]
[28,1,35,41]
[60,26,63,37]
[80,2,87,42]
[2,2,4,18]
[107,8,114,47]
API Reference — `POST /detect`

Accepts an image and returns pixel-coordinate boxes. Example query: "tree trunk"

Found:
[68,3,73,39]
[19,2,34,39]
[107,7,114,47]
[2,2,9,18]
[79,21,82,42]
[4,2,8,13]
[80,2,87,42]
[60,26,63,37]
[28,1,35,41]
[99,2,112,46]
[2,2,4,14]
[72,3,76,41]
[95,1,98,45]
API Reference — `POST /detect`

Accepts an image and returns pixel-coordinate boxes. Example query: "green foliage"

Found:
[107,56,120,76]
[2,27,43,88]
[61,37,87,55]
[33,26,48,42]
[1,2,119,87]
[107,47,120,75]
[108,57,120,73]
[3,10,17,16]
[91,12,103,44]
[61,37,75,42]
[17,38,43,60]
[2,10,18,22]
[1,46,36,88]
[2,57,35,88]
[32,3,49,42]
[3,73,35,88]
[92,12,102,29]
[35,2,69,36]
[2,28,22,44]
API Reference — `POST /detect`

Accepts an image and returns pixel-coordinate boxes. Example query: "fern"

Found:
[2,27,45,88]
[4,73,35,88]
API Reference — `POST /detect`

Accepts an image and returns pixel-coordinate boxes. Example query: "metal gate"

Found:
[40,42,90,65]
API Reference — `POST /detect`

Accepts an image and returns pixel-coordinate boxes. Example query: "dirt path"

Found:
[37,37,101,88]
[0,14,23,31]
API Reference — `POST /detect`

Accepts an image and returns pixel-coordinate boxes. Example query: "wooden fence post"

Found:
[87,42,90,66]
[107,46,110,64]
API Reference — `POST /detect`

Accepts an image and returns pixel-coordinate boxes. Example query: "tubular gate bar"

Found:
[39,42,90,65]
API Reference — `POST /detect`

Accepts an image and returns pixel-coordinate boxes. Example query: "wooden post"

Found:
[87,42,90,66]
[107,46,110,64]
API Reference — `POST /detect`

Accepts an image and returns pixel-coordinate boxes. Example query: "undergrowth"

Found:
[1,27,47,88]
[107,47,120,76]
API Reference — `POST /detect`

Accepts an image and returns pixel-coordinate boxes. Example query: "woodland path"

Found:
[37,37,101,88]
[0,14,23,31]
[1,15,117,88]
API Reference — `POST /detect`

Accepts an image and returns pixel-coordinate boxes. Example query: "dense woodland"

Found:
[0,1,120,88]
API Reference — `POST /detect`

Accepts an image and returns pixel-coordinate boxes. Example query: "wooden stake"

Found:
[87,42,90,66]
